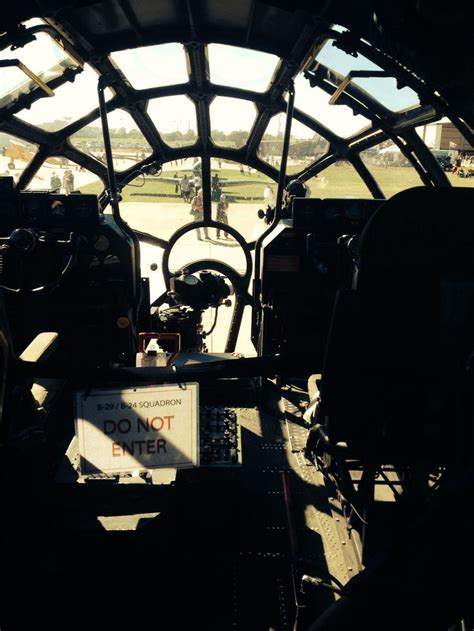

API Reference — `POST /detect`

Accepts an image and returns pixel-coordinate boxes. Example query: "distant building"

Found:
[418,119,473,151]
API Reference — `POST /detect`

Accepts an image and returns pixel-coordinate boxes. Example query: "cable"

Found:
[203,306,219,336]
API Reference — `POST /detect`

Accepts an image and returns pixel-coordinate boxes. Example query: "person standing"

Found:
[263,184,274,207]
[190,189,209,241]
[216,193,230,239]
[193,173,202,191]
[180,174,191,202]
[50,172,61,193]
[63,169,74,194]
[212,172,221,201]
[453,154,462,175]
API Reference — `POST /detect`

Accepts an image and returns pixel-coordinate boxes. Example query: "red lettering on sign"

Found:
[110,439,168,456]
[136,416,175,432]
[150,416,164,431]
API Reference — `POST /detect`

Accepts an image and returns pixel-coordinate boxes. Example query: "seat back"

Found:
[321,187,474,461]
[0,289,12,438]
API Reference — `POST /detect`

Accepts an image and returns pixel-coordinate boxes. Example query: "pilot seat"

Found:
[309,185,474,469]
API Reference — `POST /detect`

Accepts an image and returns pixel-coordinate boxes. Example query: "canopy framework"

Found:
[0,1,472,202]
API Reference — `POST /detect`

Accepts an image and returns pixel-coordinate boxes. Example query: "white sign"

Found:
[74,383,199,474]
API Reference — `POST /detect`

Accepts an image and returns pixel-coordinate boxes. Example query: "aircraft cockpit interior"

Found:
[0,1,473,629]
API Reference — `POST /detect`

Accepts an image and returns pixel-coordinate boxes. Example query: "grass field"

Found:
[79,164,474,202]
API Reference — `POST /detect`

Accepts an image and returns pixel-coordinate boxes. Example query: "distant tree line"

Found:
[1,120,329,160]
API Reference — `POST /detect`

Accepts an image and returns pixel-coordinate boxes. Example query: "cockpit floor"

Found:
[1,381,356,630]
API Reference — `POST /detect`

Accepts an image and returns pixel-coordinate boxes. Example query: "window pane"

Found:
[210,159,271,242]
[316,39,419,112]
[26,157,103,193]
[110,43,188,89]
[119,158,201,241]
[258,113,285,166]
[447,154,474,188]
[294,74,371,138]
[70,109,152,171]
[0,31,81,108]
[147,96,197,147]
[305,161,372,197]
[0,133,38,182]
[360,141,424,197]
[258,113,330,170]
[415,122,474,189]
[289,119,329,172]
[210,97,257,148]
[208,44,278,92]
[16,65,113,131]
[168,230,247,275]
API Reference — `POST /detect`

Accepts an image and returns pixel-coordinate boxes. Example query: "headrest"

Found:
[357,187,474,270]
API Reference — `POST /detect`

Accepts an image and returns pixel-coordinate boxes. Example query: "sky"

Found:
[4,23,416,140]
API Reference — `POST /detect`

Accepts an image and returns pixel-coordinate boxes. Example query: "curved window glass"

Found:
[208,44,278,92]
[0,133,38,181]
[0,30,81,108]
[110,43,188,89]
[147,96,197,147]
[210,97,257,148]
[289,119,329,172]
[119,158,201,240]
[169,231,246,275]
[360,141,424,197]
[258,113,285,166]
[209,159,271,242]
[305,161,371,198]
[70,109,152,171]
[415,123,474,189]
[26,157,103,193]
[258,113,330,170]
[294,74,371,138]
[316,39,419,112]
[16,65,113,131]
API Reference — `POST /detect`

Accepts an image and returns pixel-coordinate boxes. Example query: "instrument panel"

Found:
[0,182,101,233]
[291,197,385,238]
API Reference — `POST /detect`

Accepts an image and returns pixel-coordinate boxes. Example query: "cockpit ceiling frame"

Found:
[2,1,474,110]
[0,10,472,199]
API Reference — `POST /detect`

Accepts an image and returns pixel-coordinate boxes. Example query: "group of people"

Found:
[50,169,75,194]
[189,189,230,241]
[452,153,474,177]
